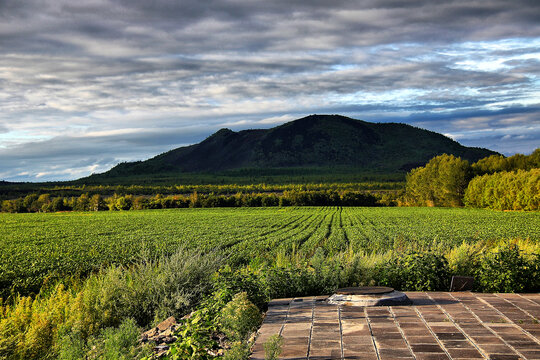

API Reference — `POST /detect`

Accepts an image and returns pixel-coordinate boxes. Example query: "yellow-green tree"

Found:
[405,154,471,207]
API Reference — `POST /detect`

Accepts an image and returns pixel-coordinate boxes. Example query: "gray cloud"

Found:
[0,0,539,181]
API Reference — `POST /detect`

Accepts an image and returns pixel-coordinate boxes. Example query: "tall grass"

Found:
[1,238,537,360]
[0,248,222,360]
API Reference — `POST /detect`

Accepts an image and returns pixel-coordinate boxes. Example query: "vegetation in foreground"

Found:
[1,238,538,360]
[2,207,539,298]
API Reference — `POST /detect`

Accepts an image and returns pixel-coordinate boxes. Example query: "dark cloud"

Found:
[0,0,539,180]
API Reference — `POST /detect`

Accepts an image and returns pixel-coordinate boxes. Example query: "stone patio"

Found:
[251,292,540,360]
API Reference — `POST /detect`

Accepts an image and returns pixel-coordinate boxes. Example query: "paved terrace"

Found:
[251,292,540,360]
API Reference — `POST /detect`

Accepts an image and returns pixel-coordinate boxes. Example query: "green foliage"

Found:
[464,169,540,210]
[0,284,78,360]
[1,189,384,213]
[471,148,540,175]
[2,207,539,298]
[89,318,150,360]
[377,252,450,291]
[57,318,152,360]
[405,147,540,210]
[222,341,251,360]
[0,249,222,360]
[166,288,236,360]
[80,248,222,327]
[263,334,283,360]
[476,243,539,293]
[446,242,484,277]
[220,292,261,341]
[405,154,471,207]
[167,309,218,360]
[57,333,87,360]
[211,268,267,310]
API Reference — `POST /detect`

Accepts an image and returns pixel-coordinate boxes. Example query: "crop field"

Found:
[1,207,539,296]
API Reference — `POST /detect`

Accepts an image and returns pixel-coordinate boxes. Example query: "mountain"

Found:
[86,115,498,182]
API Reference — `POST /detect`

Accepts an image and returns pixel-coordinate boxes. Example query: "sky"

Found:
[1,0,539,182]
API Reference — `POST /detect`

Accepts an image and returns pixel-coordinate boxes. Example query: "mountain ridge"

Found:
[87,114,498,181]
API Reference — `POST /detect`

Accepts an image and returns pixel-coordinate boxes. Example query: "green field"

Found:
[1,207,539,296]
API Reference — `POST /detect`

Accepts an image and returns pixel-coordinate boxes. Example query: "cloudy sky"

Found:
[1,0,539,181]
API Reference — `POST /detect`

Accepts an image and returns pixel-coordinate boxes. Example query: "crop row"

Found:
[1,207,538,297]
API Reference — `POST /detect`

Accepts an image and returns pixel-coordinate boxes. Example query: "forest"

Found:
[2,148,538,213]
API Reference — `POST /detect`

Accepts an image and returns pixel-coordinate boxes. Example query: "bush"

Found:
[223,341,251,360]
[377,252,450,291]
[220,292,261,341]
[78,248,223,328]
[0,249,222,360]
[89,318,150,360]
[57,333,87,360]
[212,267,267,310]
[477,243,539,293]
[446,242,483,277]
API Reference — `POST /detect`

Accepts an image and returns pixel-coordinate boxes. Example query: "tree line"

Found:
[404,148,539,210]
[1,190,387,213]
[464,169,539,211]
[0,181,402,201]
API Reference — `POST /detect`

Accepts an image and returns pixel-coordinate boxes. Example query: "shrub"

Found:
[446,242,483,277]
[0,248,222,360]
[57,333,87,360]
[77,248,223,328]
[89,318,150,360]
[377,252,450,291]
[220,292,261,341]
[212,267,267,310]
[223,341,251,360]
[477,243,539,293]
[0,284,79,360]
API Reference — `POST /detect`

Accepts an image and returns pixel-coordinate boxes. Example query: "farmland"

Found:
[1,207,539,297]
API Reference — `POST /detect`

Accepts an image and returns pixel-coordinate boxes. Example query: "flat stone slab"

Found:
[328,289,411,306]
[251,292,540,360]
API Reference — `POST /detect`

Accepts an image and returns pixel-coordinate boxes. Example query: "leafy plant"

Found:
[222,341,251,360]
[477,243,539,293]
[263,334,283,360]
[167,308,219,360]
[377,251,450,291]
[220,292,261,341]
[88,318,150,360]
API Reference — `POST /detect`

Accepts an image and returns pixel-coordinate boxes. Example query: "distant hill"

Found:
[85,114,498,183]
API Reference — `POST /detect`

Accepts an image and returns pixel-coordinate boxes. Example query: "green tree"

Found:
[405,154,471,207]
[464,169,539,210]
[74,194,90,211]
[50,197,67,212]
[90,194,108,211]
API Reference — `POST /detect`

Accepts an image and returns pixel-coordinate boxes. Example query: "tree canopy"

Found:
[405,154,471,207]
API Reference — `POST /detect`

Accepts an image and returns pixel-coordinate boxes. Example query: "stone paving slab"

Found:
[251,292,540,360]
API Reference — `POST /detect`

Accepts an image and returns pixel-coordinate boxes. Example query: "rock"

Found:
[139,328,159,343]
[154,345,170,358]
[157,316,176,331]
[161,328,174,337]
[139,315,179,357]
[162,336,177,344]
